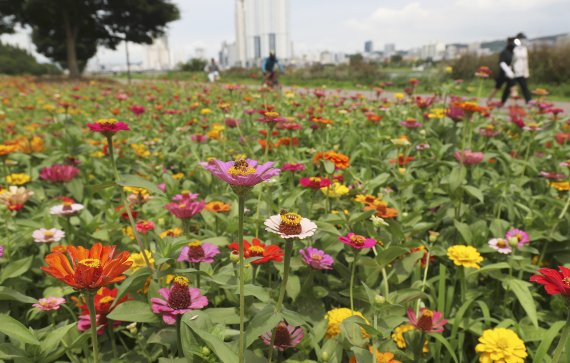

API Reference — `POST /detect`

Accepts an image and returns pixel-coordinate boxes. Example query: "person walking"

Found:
[205,58,220,83]
[261,51,284,88]
[488,37,515,104]
[510,32,532,103]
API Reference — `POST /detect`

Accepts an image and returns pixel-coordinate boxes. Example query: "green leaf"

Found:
[244,305,282,348]
[376,246,409,267]
[463,185,484,203]
[0,256,33,283]
[117,174,165,196]
[183,311,238,363]
[287,274,301,302]
[453,220,472,244]
[468,262,511,276]
[430,332,459,363]
[534,321,566,362]
[323,160,335,174]
[111,268,151,309]
[40,323,76,357]
[0,287,37,304]
[503,278,538,327]
[107,300,159,323]
[65,178,84,201]
[0,314,40,345]
[87,181,116,192]
[448,166,466,193]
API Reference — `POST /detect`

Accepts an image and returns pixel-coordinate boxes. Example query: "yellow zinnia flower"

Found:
[447,245,483,269]
[123,186,150,197]
[391,324,428,352]
[475,328,527,363]
[321,183,349,198]
[128,250,155,272]
[6,173,31,185]
[550,181,570,191]
[324,308,369,338]
[160,227,183,238]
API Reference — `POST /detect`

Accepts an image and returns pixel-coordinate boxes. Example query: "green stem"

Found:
[415,332,426,363]
[268,239,293,363]
[86,292,99,363]
[381,267,390,297]
[176,315,183,357]
[552,309,570,362]
[237,194,246,363]
[417,249,431,314]
[349,251,359,312]
[558,193,570,220]
[107,323,118,359]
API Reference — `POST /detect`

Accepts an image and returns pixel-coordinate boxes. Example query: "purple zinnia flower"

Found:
[338,232,377,249]
[200,158,281,188]
[177,241,220,264]
[260,321,304,351]
[407,308,448,333]
[39,164,80,183]
[151,276,208,325]
[0,245,3,257]
[454,150,484,165]
[400,118,423,128]
[299,247,333,270]
[488,238,512,254]
[165,200,205,219]
[505,228,530,247]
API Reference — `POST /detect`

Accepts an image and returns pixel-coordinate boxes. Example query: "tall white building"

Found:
[234,0,291,67]
[146,36,171,70]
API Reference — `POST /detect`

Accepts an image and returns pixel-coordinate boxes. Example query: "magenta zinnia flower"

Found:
[300,177,331,189]
[200,158,281,188]
[39,164,80,183]
[260,321,304,351]
[130,105,145,116]
[338,232,377,249]
[299,247,334,270]
[151,276,208,325]
[505,228,530,247]
[87,118,130,135]
[165,200,205,219]
[407,308,448,333]
[454,150,484,165]
[177,241,220,264]
[282,163,305,172]
[400,118,423,128]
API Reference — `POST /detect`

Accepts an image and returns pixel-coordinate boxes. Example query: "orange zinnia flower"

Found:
[205,201,232,213]
[313,151,350,169]
[370,202,399,219]
[41,243,132,290]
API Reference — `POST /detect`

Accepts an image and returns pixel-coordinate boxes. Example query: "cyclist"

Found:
[261,51,284,88]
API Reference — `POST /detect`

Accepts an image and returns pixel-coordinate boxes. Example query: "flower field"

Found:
[0,76,569,363]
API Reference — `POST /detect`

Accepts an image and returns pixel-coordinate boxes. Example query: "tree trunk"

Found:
[62,11,80,78]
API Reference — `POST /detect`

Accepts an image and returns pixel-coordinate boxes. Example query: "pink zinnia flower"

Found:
[505,228,530,247]
[165,200,205,219]
[171,191,199,203]
[177,241,220,264]
[39,164,80,183]
[224,118,241,128]
[488,238,512,254]
[300,177,331,189]
[191,134,208,143]
[260,321,304,351]
[32,228,65,243]
[136,220,155,234]
[299,247,334,270]
[87,118,130,135]
[539,171,566,180]
[400,118,423,128]
[151,276,208,325]
[130,105,145,116]
[338,232,377,249]
[416,143,430,150]
[49,201,84,216]
[33,297,66,311]
[407,308,448,333]
[454,150,484,165]
[200,158,281,188]
[446,105,465,122]
[282,163,305,172]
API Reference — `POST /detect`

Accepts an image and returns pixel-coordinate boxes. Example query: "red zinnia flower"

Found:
[87,118,130,136]
[41,243,132,290]
[227,238,284,264]
[530,266,570,298]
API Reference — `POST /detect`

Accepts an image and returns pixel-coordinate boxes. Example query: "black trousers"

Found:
[501,77,532,104]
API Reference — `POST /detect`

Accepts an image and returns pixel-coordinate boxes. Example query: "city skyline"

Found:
[0,0,568,69]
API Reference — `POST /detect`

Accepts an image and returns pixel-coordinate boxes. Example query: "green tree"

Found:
[0,0,179,78]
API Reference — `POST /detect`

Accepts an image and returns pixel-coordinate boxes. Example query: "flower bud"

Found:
[229,250,240,263]
[201,347,211,355]
[508,237,519,248]
[374,294,386,305]
[321,351,330,362]
[126,322,137,334]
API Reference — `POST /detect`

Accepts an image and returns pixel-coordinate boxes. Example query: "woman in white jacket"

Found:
[509,33,532,103]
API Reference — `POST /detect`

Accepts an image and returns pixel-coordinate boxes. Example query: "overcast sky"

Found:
[1,0,568,67]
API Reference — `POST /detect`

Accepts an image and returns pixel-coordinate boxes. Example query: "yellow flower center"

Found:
[495,339,510,350]
[280,212,302,225]
[96,118,118,125]
[188,241,202,247]
[79,258,101,268]
[496,239,507,248]
[422,309,434,318]
[516,234,523,241]
[249,246,265,255]
[227,159,256,176]
[178,203,187,208]
[311,253,323,261]
[563,277,570,287]
[173,276,189,286]
[44,231,54,239]
[99,296,114,304]
[350,235,366,246]
[264,111,279,117]
[310,177,321,183]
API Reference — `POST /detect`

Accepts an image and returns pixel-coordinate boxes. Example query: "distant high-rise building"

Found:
[364,41,373,53]
[146,36,171,70]
[234,0,291,67]
[384,43,396,57]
